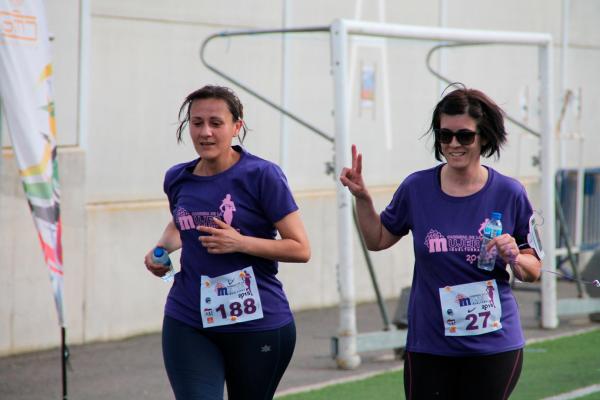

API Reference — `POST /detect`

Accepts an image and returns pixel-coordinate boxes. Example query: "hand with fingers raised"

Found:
[339,144,370,200]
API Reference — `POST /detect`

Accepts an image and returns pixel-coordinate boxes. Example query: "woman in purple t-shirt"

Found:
[340,84,541,399]
[144,85,310,400]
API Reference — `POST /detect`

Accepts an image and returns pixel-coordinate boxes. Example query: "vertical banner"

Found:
[0,0,64,327]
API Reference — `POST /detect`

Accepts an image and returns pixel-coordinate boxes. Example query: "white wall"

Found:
[1,0,599,355]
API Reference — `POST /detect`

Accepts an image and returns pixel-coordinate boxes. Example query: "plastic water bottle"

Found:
[478,212,503,271]
[152,247,174,283]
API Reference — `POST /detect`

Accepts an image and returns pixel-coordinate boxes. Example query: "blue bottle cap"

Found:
[491,211,502,220]
[153,247,165,257]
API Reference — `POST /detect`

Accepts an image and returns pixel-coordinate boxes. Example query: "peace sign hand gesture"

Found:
[339,144,369,200]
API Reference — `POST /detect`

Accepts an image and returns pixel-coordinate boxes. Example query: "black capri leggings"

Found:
[403,348,523,400]
[162,315,296,400]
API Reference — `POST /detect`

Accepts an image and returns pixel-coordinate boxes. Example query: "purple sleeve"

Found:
[380,181,411,237]
[163,170,174,212]
[163,165,180,213]
[259,163,299,224]
[163,162,189,216]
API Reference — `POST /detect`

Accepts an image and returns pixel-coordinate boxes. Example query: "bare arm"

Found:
[340,144,400,251]
[144,220,181,277]
[156,220,182,252]
[197,211,310,263]
[491,234,541,282]
[510,249,541,282]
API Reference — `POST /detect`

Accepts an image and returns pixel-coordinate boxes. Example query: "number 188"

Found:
[215,298,257,319]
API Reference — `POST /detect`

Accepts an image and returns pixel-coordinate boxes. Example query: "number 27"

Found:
[466,311,491,330]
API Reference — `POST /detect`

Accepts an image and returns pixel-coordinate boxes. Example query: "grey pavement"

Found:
[1,281,598,400]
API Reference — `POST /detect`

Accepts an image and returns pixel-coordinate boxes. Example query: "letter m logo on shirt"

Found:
[428,237,448,253]
[178,215,195,230]
[425,229,448,253]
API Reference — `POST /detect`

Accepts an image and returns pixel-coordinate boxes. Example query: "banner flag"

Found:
[0,0,64,326]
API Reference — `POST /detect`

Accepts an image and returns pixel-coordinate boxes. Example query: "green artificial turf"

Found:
[279,329,600,400]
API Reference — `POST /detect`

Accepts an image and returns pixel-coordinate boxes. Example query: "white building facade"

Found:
[1,0,599,355]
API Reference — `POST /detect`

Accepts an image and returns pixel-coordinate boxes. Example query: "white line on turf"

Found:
[275,365,403,398]
[541,384,600,400]
[525,326,600,345]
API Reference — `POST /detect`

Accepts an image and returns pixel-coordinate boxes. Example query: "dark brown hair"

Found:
[429,83,507,161]
[175,85,248,143]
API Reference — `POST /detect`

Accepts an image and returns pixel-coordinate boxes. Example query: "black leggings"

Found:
[162,316,296,400]
[403,349,523,400]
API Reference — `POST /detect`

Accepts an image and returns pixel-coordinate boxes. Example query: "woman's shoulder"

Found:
[165,159,196,182]
[238,147,285,176]
[487,166,526,194]
[240,147,278,168]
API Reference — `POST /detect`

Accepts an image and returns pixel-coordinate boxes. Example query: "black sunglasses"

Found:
[434,128,477,145]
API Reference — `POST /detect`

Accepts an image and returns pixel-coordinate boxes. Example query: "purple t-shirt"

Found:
[163,146,298,332]
[381,164,534,356]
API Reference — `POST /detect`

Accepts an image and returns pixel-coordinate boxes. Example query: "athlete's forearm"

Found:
[239,236,310,263]
[355,195,386,251]
[157,221,182,253]
[510,251,541,282]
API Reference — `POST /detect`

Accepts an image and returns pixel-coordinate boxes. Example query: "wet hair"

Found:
[428,83,507,161]
[175,85,248,143]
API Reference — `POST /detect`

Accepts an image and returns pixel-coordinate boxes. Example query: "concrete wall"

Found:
[1,0,599,355]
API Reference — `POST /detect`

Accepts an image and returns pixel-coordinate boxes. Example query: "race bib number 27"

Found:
[439,280,502,336]
[200,266,263,328]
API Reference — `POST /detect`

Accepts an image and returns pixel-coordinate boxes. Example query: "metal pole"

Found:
[331,19,360,370]
[0,97,3,179]
[540,42,558,329]
[279,0,291,172]
[343,19,549,44]
[199,26,334,144]
[559,0,569,168]
[555,189,584,297]
[61,326,68,399]
[437,0,448,96]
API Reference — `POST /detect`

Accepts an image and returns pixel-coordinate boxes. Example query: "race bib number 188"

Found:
[200,266,264,328]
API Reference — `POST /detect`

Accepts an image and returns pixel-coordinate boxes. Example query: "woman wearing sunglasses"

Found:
[340,84,541,399]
